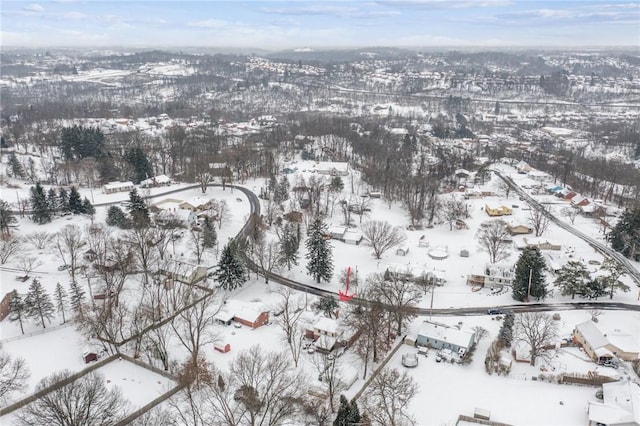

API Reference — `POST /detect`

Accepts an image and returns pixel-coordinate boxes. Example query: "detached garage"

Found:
[215,300,270,329]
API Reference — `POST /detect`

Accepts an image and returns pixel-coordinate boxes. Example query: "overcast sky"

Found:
[2,0,639,49]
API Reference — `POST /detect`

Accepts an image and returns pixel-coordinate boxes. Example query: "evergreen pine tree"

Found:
[202,216,217,249]
[69,280,85,315]
[54,282,68,324]
[47,188,58,215]
[267,174,278,199]
[8,291,27,334]
[609,207,640,261]
[214,242,247,291]
[57,187,70,214]
[583,277,608,299]
[128,188,150,228]
[106,206,129,228]
[554,260,590,299]
[25,278,55,328]
[334,395,362,426]
[279,222,300,270]
[334,395,350,426]
[124,147,153,184]
[348,399,361,425]
[305,217,333,283]
[600,258,630,299]
[274,176,290,204]
[82,197,95,219]
[512,247,547,302]
[0,200,18,236]
[30,183,52,224]
[68,186,83,214]
[7,152,24,178]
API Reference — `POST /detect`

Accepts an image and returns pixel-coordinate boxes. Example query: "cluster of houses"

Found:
[101,175,172,194]
[547,185,608,217]
[151,196,219,229]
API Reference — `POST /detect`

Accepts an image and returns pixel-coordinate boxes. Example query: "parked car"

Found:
[58,264,70,271]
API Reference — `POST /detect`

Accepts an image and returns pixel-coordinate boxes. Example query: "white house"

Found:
[415,321,475,356]
[587,380,640,426]
[140,174,172,188]
[155,209,196,228]
[314,162,349,176]
[102,181,134,194]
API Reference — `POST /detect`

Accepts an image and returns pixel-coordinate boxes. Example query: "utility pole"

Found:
[526,268,533,302]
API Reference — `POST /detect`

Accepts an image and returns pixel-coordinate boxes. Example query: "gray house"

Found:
[416,321,475,356]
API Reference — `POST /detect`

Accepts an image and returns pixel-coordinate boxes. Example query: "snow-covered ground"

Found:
[1,156,638,422]
[399,309,638,425]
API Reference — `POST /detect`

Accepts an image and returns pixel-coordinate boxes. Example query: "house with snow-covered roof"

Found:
[214,299,269,329]
[485,203,513,217]
[416,321,475,356]
[573,320,640,363]
[102,181,134,194]
[314,161,350,176]
[140,174,172,188]
[587,380,640,426]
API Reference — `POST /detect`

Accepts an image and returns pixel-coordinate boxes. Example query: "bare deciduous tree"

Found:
[217,200,230,230]
[250,238,282,284]
[368,272,421,336]
[55,224,84,283]
[0,235,21,264]
[441,194,469,231]
[363,368,418,426]
[361,220,407,259]
[529,207,551,237]
[273,288,305,367]
[230,346,307,425]
[476,220,511,264]
[561,207,578,225]
[514,312,559,366]
[17,256,42,276]
[170,288,222,365]
[25,231,52,250]
[15,370,128,425]
[0,344,30,403]
[199,172,213,193]
[310,352,345,413]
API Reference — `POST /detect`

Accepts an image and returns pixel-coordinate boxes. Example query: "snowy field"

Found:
[1,325,87,396]
[99,358,176,408]
[1,358,176,424]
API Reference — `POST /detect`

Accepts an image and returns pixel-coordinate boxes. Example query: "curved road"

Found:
[491,169,640,289]
[235,183,640,316]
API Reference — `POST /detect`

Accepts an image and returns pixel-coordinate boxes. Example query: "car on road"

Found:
[58,264,70,271]
[487,309,503,315]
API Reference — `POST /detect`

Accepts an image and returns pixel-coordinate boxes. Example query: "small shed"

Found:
[396,246,410,256]
[214,343,231,353]
[83,349,98,364]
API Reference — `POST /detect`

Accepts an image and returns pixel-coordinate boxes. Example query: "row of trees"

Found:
[512,246,629,302]
[9,279,79,333]
[29,183,95,225]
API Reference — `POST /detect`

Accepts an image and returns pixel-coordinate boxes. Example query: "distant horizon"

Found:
[2,1,638,49]
[2,45,639,53]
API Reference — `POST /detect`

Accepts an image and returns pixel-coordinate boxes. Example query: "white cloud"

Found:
[377,0,512,9]
[23,3,44,13]
[61,12,88,20]
[187,19,230,29]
